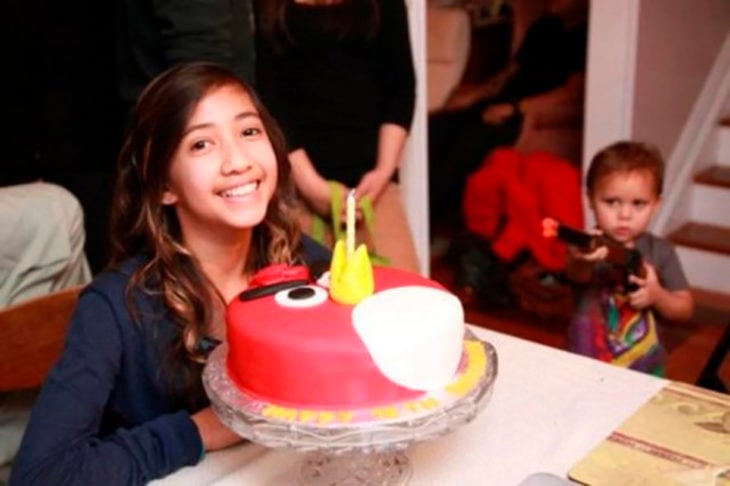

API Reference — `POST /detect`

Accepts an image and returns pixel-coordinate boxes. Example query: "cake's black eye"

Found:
[275,285,327,308]
[288,287,316,300]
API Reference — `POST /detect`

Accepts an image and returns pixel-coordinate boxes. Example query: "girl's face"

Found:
[589,169,660,245]
[162,84,278,241]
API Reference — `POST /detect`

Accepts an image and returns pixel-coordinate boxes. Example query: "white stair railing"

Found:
[652,33,730,236]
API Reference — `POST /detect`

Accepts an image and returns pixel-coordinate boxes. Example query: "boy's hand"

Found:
[564,229,607,284]
[627,262,660,309]
[567,229,608,262]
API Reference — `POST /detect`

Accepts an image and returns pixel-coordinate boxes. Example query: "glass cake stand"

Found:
[203,329,498,485]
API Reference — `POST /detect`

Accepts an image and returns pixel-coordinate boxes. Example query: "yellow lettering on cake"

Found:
[446,341,487,397]
[404,401,420,413]
[317,411,335,425]
[420,397,441,410]
[261,405,277,418]
[261,405,298,421]
[371,406,399,420]
[336,411,354,423]
[262,407,355,424]
[299,410,317,423]
[404,397,442,414]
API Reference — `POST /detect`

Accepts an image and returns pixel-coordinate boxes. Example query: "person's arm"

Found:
[651,287,694,321]
[289,148,348,218]
[191,407,241,452]
[481,70,585,125]
[444,65,517,111]
[355,123,408,205]
[356,0,414,204]
[517,72,585,114]
[10,287,204,485]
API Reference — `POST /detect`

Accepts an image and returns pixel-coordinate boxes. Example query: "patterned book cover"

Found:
[568,381,730,485]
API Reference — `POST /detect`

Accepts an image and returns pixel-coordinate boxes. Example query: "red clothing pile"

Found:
[462,148,583,271]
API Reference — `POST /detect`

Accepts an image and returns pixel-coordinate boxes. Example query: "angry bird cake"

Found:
[225,240,466,412]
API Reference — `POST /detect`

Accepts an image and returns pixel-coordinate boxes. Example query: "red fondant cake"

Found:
[226,266,464,410]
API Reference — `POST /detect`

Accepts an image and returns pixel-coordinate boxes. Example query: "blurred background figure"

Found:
[428,0,588,227]
[254,0,420,272]
[114,0,256,117]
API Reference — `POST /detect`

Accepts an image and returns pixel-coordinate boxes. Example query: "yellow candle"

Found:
[346,189,356,258]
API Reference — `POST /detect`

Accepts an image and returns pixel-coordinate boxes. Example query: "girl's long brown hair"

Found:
[256,0,380,52]
[109,62,302,404]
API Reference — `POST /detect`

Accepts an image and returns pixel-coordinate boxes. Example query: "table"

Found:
[152,326,668,485]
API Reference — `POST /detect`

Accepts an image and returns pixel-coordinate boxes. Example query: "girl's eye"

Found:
[191,140,210,151]
[242,127,262,137]
[274,285,327,308]
[603,198,619,206]
[633,200,648,208]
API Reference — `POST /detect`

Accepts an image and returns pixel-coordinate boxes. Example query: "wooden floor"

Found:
[429,239,730,389]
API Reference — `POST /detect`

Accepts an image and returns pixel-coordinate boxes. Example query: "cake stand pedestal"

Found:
[203,329,498,485]
[299,450,410,485]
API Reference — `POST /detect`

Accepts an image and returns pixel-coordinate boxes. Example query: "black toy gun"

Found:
[542,218,646,291]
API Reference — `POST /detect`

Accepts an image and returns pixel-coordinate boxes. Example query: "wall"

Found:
[583,0,730,228]
[404,0,431,275]
[632,0,730,159]
[583,0,639,169]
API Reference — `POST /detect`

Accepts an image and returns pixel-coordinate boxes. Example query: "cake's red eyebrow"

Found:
[238,280,310,301]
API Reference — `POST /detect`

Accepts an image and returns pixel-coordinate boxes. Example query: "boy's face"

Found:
[589,169,661,245]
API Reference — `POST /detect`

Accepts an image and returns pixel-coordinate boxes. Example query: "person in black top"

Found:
[254,0,420,272]
[114,0,256,114]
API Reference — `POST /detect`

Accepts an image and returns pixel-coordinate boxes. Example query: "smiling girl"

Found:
[565,141,693,375]
[10,62,329,485]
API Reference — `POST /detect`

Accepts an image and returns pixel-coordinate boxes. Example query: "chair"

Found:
[0,285,82,390]
[0,285,82,479]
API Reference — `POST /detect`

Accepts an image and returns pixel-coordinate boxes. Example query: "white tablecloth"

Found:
[154,326,668,485]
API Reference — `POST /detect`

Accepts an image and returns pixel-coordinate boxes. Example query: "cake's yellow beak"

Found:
[329,239,374,305]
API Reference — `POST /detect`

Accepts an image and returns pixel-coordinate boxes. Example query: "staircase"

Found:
[651,32,730,312]
[667,116,730,306]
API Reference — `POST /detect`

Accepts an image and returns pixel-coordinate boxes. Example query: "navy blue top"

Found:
[11,237,330,485]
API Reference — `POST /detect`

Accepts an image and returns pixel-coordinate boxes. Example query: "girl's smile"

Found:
[219,182,259,199]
